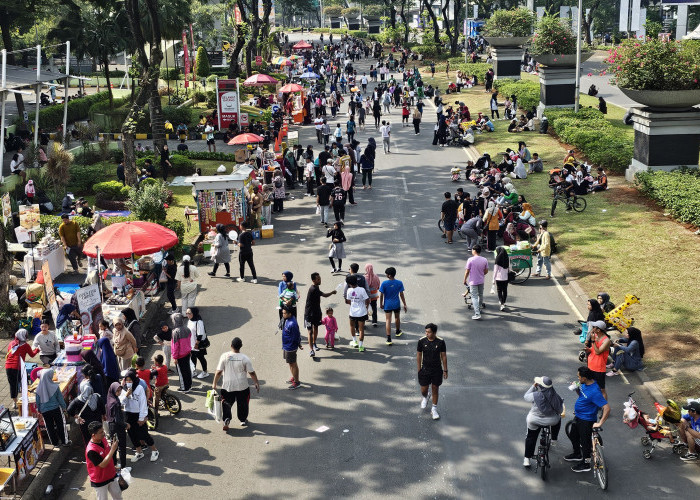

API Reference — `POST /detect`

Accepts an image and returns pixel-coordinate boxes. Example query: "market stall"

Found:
[0,410,45,491]
[279,83,305,124]
[22,237,65,282]
[16,367,77,429]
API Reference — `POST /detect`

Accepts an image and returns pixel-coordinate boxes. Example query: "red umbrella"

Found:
[243,74,279,86]
[227,133,264,145]
[293,40,312,50]
[279,83,303,93]
[83,221,178,259]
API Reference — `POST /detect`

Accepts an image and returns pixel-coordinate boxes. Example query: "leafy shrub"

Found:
[89,97,130,115]
[206,91,217,108]
[341,7,359,17]
[93,181,130,200]
[531,15,577,55]
[135,154,195,176]
[127,180,169,221]
[324,6,342,17]
[68,163,113,194]
[24,92,111,130]
[162,106,194,127]
[414,43,441,58]
[493,79,540,111]
[206,74,218,83]
[484,8,535,38]
[161,68,181,80]
[192,91,207,103]
[172,151,238,162]
[636,168,700,227]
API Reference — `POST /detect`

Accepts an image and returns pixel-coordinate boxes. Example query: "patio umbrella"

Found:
[243,74,279,86]
[272,56,293,67]
[289,55,302,61]
[227,133,264,145]
[83,221,178,259]
[279,83,303,93]
[299,72,320,79]
[293,40,312,50]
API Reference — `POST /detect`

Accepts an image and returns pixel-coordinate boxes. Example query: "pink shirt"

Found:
[465,256,489,286]
[321,316,338,334]
[493,264,509,282]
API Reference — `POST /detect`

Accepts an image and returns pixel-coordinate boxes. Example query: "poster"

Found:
[18,204,40,233]
[75,284,103,335]
[182,30,190,88]
[1,192,11,225]
[217,79,239,129]
[42,261,59,323]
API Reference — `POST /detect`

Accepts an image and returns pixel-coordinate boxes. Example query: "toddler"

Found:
[321,307,338,349]
[150,354,169,413]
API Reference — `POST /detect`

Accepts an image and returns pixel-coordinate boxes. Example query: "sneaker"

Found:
[251,279,258,284]
[386,338,393,345]
[606,363,614,369]
[224,273,230,277]
[564,453,583,462]
[350,340,358,348]
[314,344,320,351]
[680,452,698,461]
[420,397,429,409]
[197,371,209,379]
[150,450,160,462]
[358,346,365,352]
[289,381,301,390]
[192,370,199,377]
[309,349,315,357]
[605,371,619,377]
[571,461,591,472]
[121,467,131,474]
[286,377,295,384]
[207,272,216,276]
[395,330,403,337]
[240,420,248,427]
[223,418,231,431]
[131,452,145,463]
[237,277,245,282]
[471,314,481,320]
[431,407,440,420]
[523,457,531,467]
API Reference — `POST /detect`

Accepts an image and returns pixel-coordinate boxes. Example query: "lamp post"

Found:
[574,0,583,112]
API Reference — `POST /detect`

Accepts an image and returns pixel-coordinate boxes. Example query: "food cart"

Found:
[0,408,45,492]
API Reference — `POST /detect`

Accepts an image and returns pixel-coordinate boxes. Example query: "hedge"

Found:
[25,91,111,130]
[93,181,130,200]
[135,154,195,176]
[68,163,114,195]
[636,168,700,227]
[492,79,540,112]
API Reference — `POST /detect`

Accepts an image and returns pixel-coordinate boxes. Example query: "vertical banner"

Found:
[235,5,242,24]
[1,193,11,225]
[190,23,197,80]
[182,30,190,88]
[20,357,28,418]
[217,79,239,129]
[75,284,103,335]
[630,0,642,31]
[42,260,59,323]
[473,5,478,19]
[619,0,630,31]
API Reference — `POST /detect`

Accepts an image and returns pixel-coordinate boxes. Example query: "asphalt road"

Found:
[54,35,700,499]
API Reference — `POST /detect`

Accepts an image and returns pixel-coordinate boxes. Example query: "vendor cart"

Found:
[502,247,533,284]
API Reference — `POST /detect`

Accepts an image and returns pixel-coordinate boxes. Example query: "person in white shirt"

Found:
[314,117,324,144]
[121,370,159,463]
[322,159,336,184]
[379,120,391,154]
[212,337,259,431]
[33,320,61,365]
[205,123,216,152]
[345,275,370,352]
[175,255,200,312]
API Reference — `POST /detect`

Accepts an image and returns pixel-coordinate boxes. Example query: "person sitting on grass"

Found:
[607,327,644,376]
[508,119,521,133]
[591,167,608,192]
[528,153,543,174]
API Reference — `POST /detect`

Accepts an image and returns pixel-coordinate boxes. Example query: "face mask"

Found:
[125,383,133,389]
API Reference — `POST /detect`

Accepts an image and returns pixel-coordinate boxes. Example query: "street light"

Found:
[574,0,583,112]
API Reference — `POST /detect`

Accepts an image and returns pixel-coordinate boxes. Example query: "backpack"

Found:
[274,177,283,188]
[549,233,558,254]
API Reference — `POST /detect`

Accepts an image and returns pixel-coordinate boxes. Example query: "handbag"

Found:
[158,269,168,284]
[198,336,211,349]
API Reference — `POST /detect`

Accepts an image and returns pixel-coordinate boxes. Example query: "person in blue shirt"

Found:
[565,367,610,473]
[678,401,700,461]
[278,271,299,320]
[281,306,302,390]
[379,267,407,346]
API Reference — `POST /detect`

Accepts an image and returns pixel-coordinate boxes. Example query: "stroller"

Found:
[623,392,685,459]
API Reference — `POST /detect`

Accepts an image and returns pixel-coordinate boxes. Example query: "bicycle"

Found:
[438,219,467,240]
[550,187,587,217]
[533,425,552,481]
[591,427,608,490]
[146,384,182,431]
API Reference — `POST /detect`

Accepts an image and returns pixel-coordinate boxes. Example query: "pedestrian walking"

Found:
[213,337,260,431]
[345,275,370,352]
[341,165,355,205]
[364,263,381,326]
[412,107,422,134]
[97,336,121,386]
[58,213,83,273]
[208,224,231,277]
[186,307,209,379]
[85,422,122,500]
[281,306,302,390]
[493,247,510,310]
[67,381,106,446]
[327,222,347,273]
[162,254,178,313]
[122,370,159,463]
[35,368,68,446]
[417,323,448,421]
[463,245,488,320]
[160,144,172,181]
[237,226,258,283]
[379,121,391,153]
[483,202,502,251]
[379,267,407,345]
[533,220,552,279]
[171,313,193,393]
[304,272,338,357]
[322,308,338,349]
[316,177,333,226]
[105,382,129,471]
[176,255,199,312]
[331,181,347,223]
[112,320,137,372]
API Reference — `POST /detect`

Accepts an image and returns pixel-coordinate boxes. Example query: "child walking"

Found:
[322,308,338,349]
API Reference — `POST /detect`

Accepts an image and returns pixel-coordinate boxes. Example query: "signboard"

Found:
[42,260,59,323]
[255,56,262,66]
[18,204,40,233]
[182,31,190,88]
[190,24,196,79]
[239,112,249,126]
[217,79,239,129]
[75,284,103,335]
[1,192,11,225]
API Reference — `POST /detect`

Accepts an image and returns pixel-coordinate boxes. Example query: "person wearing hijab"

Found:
[503,222,519,246]
[112,318,137,371]
[35,369,68,446]
[86,213,106,238]
[171,313,193,392]
[608,327,645,376]
[121,370,159,462]
[105,382,129,471]
[163,253,178,313]
[97,336,121,386]
[327,222,347,273]
[364,263,381,326]
[493,247,510,310]
[6,329,40,408]
[176,255,199,312]
[81,349,106,388]
[341,164,355,205]
[523,376,564,467]
[121,307,142,352]
[67,380,106,446]
[24,179,36,202]
[483,201,502,251]
[186,307,209,379]
[208,224,231,277]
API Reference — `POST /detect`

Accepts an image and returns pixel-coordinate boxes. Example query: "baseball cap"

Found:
[683,401,700,412]
[534,376,552,388]
[591,320,607,331]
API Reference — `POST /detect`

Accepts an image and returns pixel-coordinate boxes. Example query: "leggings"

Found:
[42,407,67,446]
[191,350,208,372]
[369,300,378,324]
[166,283,177,310]
[176,353,192,390]
[525,421,562,458]
[362,169,373,186]
[329,257,343,270]
[306,178,315,196]
[5,368,20,399]
[108,422,128,469]
[273,198,284,212]
[491,109,499,119]
[212,262,230,275]
[239,253,257,279]
[126,411,154,448]
[345,188,354,205]
[496,280,508,305]
[413,119,420,134]
[374,114,381,127]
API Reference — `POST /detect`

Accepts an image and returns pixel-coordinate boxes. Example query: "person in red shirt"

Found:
[150,355,169,413]
[6,329,39,408]
[85,421,121,499]
[134,357,152,400]
[402,104,410,127]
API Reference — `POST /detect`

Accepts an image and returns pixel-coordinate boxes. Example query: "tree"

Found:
[0,223,12,311]
[421,0,441,52]
[195,46,211,77]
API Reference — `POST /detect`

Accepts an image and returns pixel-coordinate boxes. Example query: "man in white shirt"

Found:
[314,116,324,144]
[212,337,260,431]
[361,73,368,93]
[345,275,370,352]
[322,159,336,184]
[204,123,216,152]
[379,121,391,154]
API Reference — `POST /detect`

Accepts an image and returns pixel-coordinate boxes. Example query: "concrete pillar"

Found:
[491,47,523,81]
[676,5,689,40]
[537,65,577,117]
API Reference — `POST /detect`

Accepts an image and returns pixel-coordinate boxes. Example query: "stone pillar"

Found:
[625,107,700,181]
[491,47,523,81]
[537,65,576,117]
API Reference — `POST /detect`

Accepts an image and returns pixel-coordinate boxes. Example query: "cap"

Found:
[534,376,552,388]
[591,320,607,331]
[683,401,700,412]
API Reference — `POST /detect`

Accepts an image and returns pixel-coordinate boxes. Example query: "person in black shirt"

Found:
[441,192,459,244]
[331,181,347,223]
[67,382,107,445]
[237,226,257,283]
[160,144,172,181]
[116,161,125,185]
[417,323,447,420]
[316,177,333,226]
[143,159,156,179]
[304,272,337,357]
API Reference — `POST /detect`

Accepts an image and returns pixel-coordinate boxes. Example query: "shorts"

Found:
[349,315,368,322]
[304,316,322,329]
[384,308,400,314]
[418,369,443,387]
[207,138,215,145]
[443,219,456,231]
[590,370,606,389]
[283,350,297,364]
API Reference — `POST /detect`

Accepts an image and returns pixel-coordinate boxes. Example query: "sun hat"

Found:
[534,376,552,388]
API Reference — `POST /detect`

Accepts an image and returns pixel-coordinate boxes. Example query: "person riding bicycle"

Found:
[565,367,610,473]
[523,376,564,467]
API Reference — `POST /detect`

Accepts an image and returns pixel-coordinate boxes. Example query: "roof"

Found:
[1,65,71,91]
[184,165,254,190]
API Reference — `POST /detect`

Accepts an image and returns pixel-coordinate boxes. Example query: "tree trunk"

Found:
[583,0,601,46]
[0,223,13,311]
[442,0,457,57]
[400,0,410,44]
[422,0,441,52]
[246,22,260,77]
[103,58,114,109]
[0,10,26,127]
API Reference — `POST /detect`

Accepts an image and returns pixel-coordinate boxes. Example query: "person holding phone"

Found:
[85,421,122,499]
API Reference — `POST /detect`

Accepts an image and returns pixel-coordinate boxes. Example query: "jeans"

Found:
[469,283,484,314]
[221,387,250,423]
[319,205,330,223]
[569,417,595,460]
[464,228,479,250]
[362,169,373,186]
[66,245,83,271]
[239,252,257,279]
[382,137,390,153]
[536,254,551,276]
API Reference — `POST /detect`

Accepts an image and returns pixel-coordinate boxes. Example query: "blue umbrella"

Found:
[299,72,320,79]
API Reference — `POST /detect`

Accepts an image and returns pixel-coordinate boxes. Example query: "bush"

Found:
[173,151,238,162]
[493,79,540,111]
[324,6,342,17]
[135,154,195,176]
[93,181,130,200]
[206,91,217,108]
[484,8,535,38]
[531,15,577,55]
[161,68,181,80]
[68,163,113,194]
[414,43,441,58]
[192,91,207,103]
[25,91,111,130]
[127,180,169,221]
[206,74,218,83]
[341,7,359,17]
[195,47,211,78]
[636,168,700,227]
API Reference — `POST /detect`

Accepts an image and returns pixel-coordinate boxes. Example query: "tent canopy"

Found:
[0,65,71,91]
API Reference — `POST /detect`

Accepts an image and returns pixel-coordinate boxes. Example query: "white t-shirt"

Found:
[347,286,369,317]
[379,125,390,138]
[315,118,324,130]
[216,352,254,392]
[323,164,336,183]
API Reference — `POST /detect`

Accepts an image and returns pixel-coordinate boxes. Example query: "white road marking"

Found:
[551,274,584,321]
[401,176,408,194]
[413,226,422,251]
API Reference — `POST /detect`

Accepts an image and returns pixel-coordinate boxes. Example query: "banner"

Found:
[190,24,196,79]
[75,284,103,335]
[182,30,190,88]
[42,260,59,323]
[18,204,40,233]
[1,193,10,225]
[234,5,242,24]
[217,79,239,129]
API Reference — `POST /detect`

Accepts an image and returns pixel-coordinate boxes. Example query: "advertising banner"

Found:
[217,79,239,129]
[75,284,103,335]
[42,260,59,323]
[182,30,190,88]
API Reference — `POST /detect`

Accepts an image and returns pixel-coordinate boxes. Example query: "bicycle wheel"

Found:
[511,266,531,285]
[147,406,159,431]
[540,450,549,481]
[550,199,558,217]
[594,442,608,490]
[438,219,444,232]
[572,196,587,213]
[163,393,182,415]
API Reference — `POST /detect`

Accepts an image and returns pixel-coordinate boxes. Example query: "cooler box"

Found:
[64,339,83,362]
[261,225,274,239]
